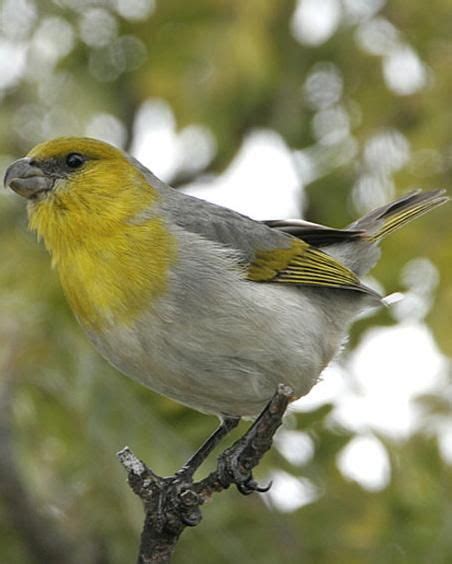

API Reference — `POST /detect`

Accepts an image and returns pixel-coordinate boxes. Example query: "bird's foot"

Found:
[153,473,203,532]
[217,439,272,495]
[214,386,295,495]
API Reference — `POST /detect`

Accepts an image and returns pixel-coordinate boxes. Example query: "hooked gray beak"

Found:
[3,158,54,199]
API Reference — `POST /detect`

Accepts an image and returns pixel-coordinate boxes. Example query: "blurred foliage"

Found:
[0,0,451,563]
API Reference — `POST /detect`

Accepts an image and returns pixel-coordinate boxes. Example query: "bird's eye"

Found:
[66,153,85,169]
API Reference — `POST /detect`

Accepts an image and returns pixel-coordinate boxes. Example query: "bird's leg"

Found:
[176,416,241,480]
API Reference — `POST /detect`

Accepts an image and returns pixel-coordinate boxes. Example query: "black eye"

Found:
[66,153,85,169]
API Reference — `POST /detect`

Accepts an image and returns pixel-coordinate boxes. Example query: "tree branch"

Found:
[117,384,293,564]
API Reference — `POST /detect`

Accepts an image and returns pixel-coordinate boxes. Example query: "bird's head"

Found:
[4,138,174,327]
[4,137,157,246]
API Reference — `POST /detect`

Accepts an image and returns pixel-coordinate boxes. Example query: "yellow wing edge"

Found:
[247,239,379,297]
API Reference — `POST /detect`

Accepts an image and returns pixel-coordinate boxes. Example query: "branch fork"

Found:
[117,384,293,564]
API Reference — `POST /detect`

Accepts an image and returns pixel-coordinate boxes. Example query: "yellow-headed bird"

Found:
[4,137,448,474]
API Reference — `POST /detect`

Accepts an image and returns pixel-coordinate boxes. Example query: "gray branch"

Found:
[117,384,293,564]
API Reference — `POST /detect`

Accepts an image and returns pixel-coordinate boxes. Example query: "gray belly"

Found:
[85,281,359,417]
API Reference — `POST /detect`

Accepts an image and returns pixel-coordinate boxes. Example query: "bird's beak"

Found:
[3,158,54,199]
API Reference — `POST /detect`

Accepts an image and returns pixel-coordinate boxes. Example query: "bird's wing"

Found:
[246,236,376,295]
[156,186,376,296]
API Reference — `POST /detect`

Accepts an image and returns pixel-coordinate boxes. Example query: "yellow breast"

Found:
[57,218,177,330]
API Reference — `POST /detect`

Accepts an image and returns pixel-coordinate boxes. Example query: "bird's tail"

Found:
[350,189,449,242]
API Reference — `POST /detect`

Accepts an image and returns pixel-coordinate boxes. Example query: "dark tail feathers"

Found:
[350,189,449,242]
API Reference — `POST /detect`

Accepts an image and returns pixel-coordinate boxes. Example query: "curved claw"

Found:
[254,480,273,493]
[237,477,273,495]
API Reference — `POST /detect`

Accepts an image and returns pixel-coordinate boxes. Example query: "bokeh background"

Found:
[1,1,452,562]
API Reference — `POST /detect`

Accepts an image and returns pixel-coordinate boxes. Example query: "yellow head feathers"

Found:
[26,137,158,251]
[27,136,126,161]
[23,137,176,329]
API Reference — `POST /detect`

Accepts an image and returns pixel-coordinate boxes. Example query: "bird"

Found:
[4,137,448,480]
